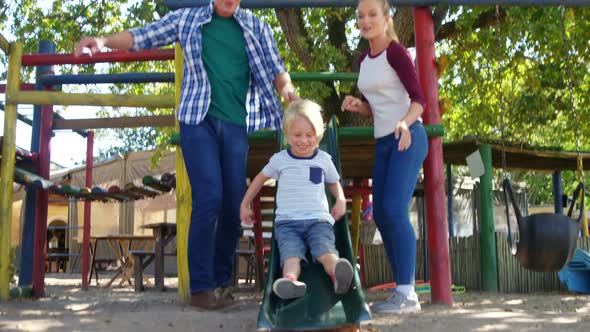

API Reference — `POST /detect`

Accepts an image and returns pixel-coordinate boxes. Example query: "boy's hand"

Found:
[331,198,347,221]
[240,203,256,225]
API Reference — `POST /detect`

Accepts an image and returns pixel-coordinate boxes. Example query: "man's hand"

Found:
[280,84,299,104]
[74,37,105,57]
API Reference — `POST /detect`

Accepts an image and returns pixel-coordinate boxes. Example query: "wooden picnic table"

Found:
[140,222,177,291]
[89,235,155,287]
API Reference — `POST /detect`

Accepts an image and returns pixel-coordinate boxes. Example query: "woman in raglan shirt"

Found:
[341,0,428,314]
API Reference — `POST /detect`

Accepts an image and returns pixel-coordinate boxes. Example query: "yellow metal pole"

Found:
[0,42,22,301]
[8,91,175,109]
[0,34,10,55]
[174,43,190,303]
[350,194,362,261]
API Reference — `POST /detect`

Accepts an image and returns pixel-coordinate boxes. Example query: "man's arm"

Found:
[74,31,134,57]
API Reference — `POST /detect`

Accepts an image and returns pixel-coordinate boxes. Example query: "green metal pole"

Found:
[338,125,444,139]
[1,42,22,301]
[290,72,358,82]
[478,144,498,292]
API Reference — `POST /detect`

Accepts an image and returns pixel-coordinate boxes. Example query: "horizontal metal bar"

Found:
[47,226,83,230]
[40,73,175,85]
[46,253,81,257]
[7,91,175,109]
[339,125,444,138]
[39,72,356,85]
[54,115,175,130]
[52,113,88,138]
[290,72,357,82]
[165,0,590,8]
[0,83,36,93]
[21,49,175,67]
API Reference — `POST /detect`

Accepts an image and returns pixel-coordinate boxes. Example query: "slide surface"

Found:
[257,116,372,330]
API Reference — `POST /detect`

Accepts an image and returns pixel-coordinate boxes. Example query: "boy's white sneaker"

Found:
[273,277,306,299]
[333,258,354,295]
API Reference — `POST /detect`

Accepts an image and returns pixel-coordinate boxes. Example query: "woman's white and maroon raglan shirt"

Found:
[357,41,426,139]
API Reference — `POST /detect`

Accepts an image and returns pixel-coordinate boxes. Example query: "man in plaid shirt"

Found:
[75,0,297,310]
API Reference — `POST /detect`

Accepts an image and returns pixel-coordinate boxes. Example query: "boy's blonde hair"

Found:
[283,99,325,142]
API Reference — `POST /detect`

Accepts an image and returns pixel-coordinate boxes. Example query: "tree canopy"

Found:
[1,1,588,202]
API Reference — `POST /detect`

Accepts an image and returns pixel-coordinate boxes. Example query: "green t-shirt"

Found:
[201,13,250,127]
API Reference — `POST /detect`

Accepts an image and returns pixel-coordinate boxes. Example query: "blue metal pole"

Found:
[39,72,360,85]
[552,171,564,214]
[18,40,55,287]
[40,73,175,85]
[165,0,590,8]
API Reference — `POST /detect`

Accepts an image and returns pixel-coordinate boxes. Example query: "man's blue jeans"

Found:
[372,122,428,286]
[180,115,248,293]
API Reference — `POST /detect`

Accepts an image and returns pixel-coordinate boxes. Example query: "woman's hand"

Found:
[341,95,363,113]
[394,120,412,151]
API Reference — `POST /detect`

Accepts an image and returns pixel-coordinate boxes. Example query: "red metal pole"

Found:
[0,83,36,93]
[21,49,175,66]
[31,86,54,297]
[413,7,452,305]
[252,194,265,291]
[81,131,94,290]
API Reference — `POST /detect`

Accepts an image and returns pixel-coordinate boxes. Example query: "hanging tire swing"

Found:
[495,5,586,272]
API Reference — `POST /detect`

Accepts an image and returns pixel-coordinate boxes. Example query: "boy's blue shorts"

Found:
[274,219,339,267]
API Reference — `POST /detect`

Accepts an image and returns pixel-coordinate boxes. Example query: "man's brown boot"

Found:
[190,290,234,310]
[190,291,220,310]
[214,287,236,302]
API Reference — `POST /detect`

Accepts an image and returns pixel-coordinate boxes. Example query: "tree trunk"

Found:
[275,8,314,70]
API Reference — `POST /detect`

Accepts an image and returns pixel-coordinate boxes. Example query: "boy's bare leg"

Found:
[282,257,302,279]
[273,257,306,299]
[316,253,338,275]
[317,253,353,295]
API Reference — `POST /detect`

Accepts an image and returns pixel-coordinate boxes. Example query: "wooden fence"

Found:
[362,232,590,293]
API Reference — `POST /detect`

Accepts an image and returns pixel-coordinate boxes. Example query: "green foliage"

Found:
[2,3,589,205]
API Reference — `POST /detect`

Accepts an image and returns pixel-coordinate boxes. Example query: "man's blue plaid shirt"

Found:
[129,3,286,132]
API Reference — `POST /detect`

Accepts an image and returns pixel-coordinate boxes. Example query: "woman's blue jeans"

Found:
[180,115,248,293]
[372,122,428,285]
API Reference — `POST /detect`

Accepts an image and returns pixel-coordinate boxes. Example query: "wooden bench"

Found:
[130,250,155,292]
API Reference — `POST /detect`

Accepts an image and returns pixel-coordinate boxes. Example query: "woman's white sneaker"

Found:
[372,290,421,314]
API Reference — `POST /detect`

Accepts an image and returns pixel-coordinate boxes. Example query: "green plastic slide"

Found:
[257,116,371,330]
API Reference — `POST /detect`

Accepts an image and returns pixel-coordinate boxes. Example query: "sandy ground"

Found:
[2,274,590,331]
